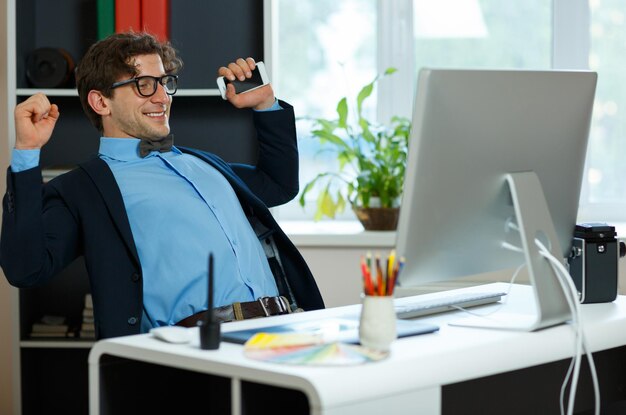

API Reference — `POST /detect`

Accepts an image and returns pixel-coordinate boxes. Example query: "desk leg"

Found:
[232,378,241,415]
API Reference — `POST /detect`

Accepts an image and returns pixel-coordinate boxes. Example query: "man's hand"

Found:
[14,93,59,150]
[218,57,275,110]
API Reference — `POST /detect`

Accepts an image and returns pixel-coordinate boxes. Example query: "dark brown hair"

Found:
[75,32,183,132]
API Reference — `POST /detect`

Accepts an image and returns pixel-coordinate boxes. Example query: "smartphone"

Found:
[216,61,269,100]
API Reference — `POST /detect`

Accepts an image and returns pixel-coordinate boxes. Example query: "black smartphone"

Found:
[216,61,269,100]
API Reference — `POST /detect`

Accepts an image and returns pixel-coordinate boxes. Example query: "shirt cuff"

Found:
[253,99,282,112]
[11,148,40,173]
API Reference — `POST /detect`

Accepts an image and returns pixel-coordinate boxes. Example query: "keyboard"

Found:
[395,291,507,319]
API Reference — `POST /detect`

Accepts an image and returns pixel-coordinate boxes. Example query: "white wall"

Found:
[0,0,16,412]
[300,242,626,307]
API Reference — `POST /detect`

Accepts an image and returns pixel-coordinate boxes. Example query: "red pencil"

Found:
[360,256,375,295]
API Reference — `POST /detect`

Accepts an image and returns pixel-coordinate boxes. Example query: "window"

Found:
[578,0,626,221]
[412,1,551,70]
[271,0,619,225]
[272,0,377,221]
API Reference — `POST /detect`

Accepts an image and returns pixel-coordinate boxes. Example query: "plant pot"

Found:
[353,207,400,231]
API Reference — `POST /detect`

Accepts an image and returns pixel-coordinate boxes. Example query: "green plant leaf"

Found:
[358,118,376,143]
[336,191,346,213]
[316,119,338,133]
[298,179,318,207]
[320,188,336,219]
[312,130,351,151]
[356,81,374,117]
[337,97,348,128]
[384,67,398,76]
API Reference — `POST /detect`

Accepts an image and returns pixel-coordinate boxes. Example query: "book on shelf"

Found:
[31,322,69,333]
[30,331,76,338]
[30,315,70,338]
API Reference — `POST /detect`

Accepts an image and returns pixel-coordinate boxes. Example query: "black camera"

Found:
[568,223,620,304]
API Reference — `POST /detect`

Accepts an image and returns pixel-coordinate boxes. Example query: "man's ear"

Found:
[87,90,111,116]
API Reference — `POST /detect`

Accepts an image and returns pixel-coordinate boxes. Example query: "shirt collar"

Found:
[98,137,181,162]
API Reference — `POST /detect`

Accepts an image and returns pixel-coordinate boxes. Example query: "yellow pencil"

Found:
[387,249,396,283]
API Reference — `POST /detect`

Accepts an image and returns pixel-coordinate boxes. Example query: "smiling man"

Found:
[0,32,324,339]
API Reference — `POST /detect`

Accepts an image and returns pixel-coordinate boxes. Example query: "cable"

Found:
[535,239,600,415]
[486,236,598,415]
[451,262,525,317]
[463,233,599,414]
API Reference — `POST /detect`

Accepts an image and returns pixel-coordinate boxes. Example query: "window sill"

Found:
[279,220,626,249]
[279,220,396,248]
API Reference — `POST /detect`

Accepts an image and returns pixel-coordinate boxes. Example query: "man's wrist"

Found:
[254,98,281,112]
[11,148,40,173]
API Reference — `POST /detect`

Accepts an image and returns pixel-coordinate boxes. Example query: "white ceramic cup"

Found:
[359,295,397,351]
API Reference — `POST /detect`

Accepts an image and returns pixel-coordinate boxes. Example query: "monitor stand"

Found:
[451,171,572,331]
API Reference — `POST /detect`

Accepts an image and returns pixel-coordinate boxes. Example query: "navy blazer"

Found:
[1,102,324,339]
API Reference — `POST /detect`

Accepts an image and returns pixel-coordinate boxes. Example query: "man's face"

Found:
[102,54,172,140]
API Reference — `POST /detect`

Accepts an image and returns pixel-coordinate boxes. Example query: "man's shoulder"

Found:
[47,158,110,189]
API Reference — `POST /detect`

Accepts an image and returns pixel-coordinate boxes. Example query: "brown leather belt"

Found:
[175,296,292,327]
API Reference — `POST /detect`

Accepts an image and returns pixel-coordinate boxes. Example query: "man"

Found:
[0,32,324,339]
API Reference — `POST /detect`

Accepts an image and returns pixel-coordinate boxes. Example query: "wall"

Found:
[300,239,626,307]
[0,0,16,412]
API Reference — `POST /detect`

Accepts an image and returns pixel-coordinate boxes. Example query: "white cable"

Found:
[475,235,599,414]
[451,262,525,317]
[541,249,583,415]
[535,239,600,415]
[538,243,599,415]
[535,242,584,415]
[502,241,524,254]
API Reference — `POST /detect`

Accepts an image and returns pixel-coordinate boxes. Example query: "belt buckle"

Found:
[257,297,271,317]
[278,296,292,314]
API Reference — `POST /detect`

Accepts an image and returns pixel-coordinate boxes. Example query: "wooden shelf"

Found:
[20,340,95,349]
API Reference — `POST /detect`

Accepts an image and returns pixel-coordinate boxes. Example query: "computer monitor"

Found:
[395,69,597,330]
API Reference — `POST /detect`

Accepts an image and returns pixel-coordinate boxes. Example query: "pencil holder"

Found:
[359,295,397,351]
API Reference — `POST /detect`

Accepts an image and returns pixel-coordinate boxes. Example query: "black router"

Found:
[199,253,220,350]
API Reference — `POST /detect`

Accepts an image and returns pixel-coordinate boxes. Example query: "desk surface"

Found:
[89,283,626,414]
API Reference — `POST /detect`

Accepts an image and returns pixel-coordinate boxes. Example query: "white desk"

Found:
[88,283,626,414]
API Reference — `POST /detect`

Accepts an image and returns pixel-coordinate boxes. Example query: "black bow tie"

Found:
[139,134,174,157]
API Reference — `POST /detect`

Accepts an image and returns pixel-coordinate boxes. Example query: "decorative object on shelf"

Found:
[298,68,411,231]
[25,48,75,88]
[79,294,96,339]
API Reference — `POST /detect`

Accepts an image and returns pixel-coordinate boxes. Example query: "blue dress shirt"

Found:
[99,140,279,332]
[11,99,283,332]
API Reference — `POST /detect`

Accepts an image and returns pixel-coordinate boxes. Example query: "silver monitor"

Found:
[395,69,597,330]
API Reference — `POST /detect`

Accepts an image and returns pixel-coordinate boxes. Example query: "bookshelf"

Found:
[5,0,271,413]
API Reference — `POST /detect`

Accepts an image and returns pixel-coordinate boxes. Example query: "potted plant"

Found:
[299,68,411,230]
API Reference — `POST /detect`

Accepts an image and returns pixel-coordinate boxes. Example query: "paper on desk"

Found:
[243,333,388,365]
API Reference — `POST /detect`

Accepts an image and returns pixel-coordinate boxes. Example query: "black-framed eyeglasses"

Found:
[110,75,178,97]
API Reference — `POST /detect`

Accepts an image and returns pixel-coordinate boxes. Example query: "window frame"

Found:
[267,0,612,225]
